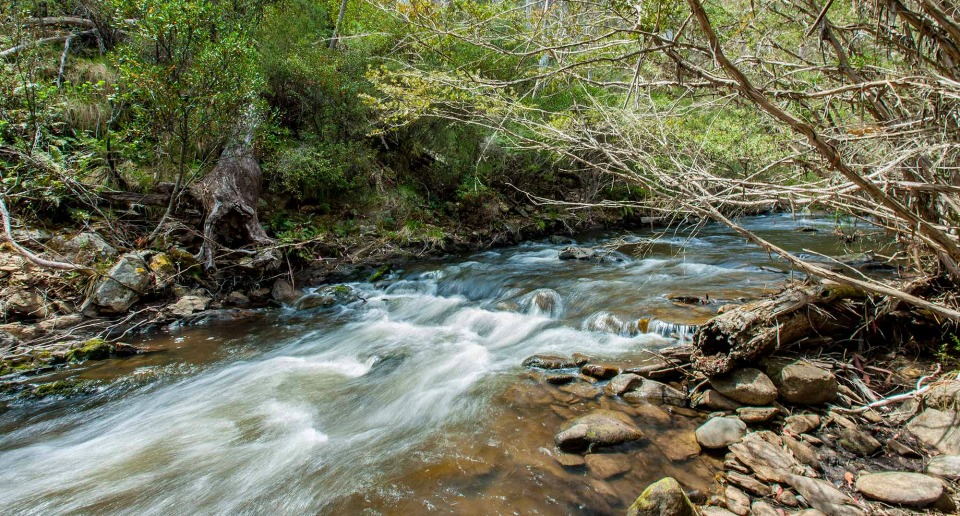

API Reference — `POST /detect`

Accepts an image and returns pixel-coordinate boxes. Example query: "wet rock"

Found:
[555,409,643,452]
[581,363,620,380]
[785,474,863,516]
[148,252,177,288]
[559,246,595,260]
[710,368,778,406]
[736,407,778,424]
[626,477,698,516]
[855,472,943,507]
[750,500,778,516]
[724,485,750,516]
[271,279,302,305]
[522,354,577,370]
[554,452,586,468]
[696,416,747,449]
[545,373,576,385]
[224,291,250,307]
[783,414,820,435]
[693,390,742,411]
[90,253,152,313]
[626,361,683,381]
[659,430,701,461]
[725,471,769,497]
[837,427,880,456]
[781,434,819,468]
[906,408,960,454]
[572,353,590,366]
[165,295,211,318]
[926,454,960,480]
[584,453,631,479]
[524,289,562,317]
[604,373,643,396]
[558,382,601,399]
[624,379,686,406]
[765,360,837,405]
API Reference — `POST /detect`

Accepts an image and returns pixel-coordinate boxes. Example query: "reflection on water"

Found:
[0,215,890,514]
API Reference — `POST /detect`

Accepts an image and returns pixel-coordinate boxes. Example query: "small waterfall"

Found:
[646,319,698,340]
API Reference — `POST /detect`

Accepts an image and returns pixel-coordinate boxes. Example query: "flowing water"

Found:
[0,215,892,515]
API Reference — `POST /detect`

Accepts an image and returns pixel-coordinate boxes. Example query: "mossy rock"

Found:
[368,265,391,282]
[27,379,97,399]
[627,477,699,516]
[65,338,114,362]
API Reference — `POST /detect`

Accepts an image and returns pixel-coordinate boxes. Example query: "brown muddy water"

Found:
[0,215,893,515]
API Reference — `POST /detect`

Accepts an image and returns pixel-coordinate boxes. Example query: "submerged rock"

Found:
[584,453,631,479]
[855,472,943,507]
[709,368,778,406]
[554,409,643,452]
[624,379,686,406]
[626,477,698,516]
[695,416,746,449]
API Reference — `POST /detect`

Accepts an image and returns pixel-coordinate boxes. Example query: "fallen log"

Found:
[691,284,863,376]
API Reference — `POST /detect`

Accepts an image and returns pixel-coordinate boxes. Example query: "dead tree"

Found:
[192,107,275,270]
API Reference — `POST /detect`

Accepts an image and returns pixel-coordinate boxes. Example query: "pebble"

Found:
[855,471,944,507]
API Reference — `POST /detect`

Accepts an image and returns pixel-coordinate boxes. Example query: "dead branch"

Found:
[0,195,87,271]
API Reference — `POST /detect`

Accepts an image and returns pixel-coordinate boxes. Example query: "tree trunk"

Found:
[691,285,863,376]
[192,106,275,270]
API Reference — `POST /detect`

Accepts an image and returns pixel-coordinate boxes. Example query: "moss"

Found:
[332,284,352,295]
[27,379,96,398]
[65,338,114,362]
[368,265,390,282]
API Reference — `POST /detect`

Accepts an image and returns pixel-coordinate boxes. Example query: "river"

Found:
[0,214,888,515]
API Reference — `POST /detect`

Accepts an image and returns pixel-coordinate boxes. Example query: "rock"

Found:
[725,471,769,497]
[4,288,50,318]
[696,416,747,449]
[736,407,778,424]
[710,368,778,406]
[522,354,577,369]
[248,287,271,301]
[0,330,21,349]
[224,291,250,307]
[555,409,643,452]
[55,231,116,264]
[906,408,960,454]
[271,279,302,305]
[785,474,863,516]
[604,373,643,396]
[783,414,820,435]
[555,452,586,467]
[626,477,698,516]
[724,485,751,516]
[558,381,601,399]
[295,285,360,310]
[693,390,742,411]
[774,489,798,507]
[781,434,819,468]
[37,314,83,332]
[855,472,943,507]
[584,453,631,479]
[750,500,778,516]
[791,511,826,516]
[90,253,152,313]
[837,427,880,456]
[926,454,960,480]
[923,380,960,409]
[148,252,177,288]
[765,360,837,405]
[702,508,738,516]
[166,296,211,318]
[545,373,576,385]
[729,433,799,483]
[659,430,701,461]
[581,363,620,380]
[571,353,590,366]
[559,246,595,260]
[624,379,686,406]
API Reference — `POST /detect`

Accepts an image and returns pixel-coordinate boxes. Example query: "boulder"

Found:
[695,416,747,449]
[786,474,864,516]
[90,253,152,313]
[604,373,643,396]
[555,409,643,452]
[626,477,698,516]
[783,414,820,435]
[559,246,595,260]
[837,427,880,456]
[584,453,631,479]
[710,368,778,405]
[736,407,778,424]
[855,472,943,507]
[765,360,837,404]
[55,231,116,264]
[624,379,686,406]
[926,455,960,480]
[906,408,960,454]
[581,363,620,380]
[522,354,577,370]
[166,296,211,318]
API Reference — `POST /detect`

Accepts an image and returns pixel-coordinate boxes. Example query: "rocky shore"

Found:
[521,342,960,515]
